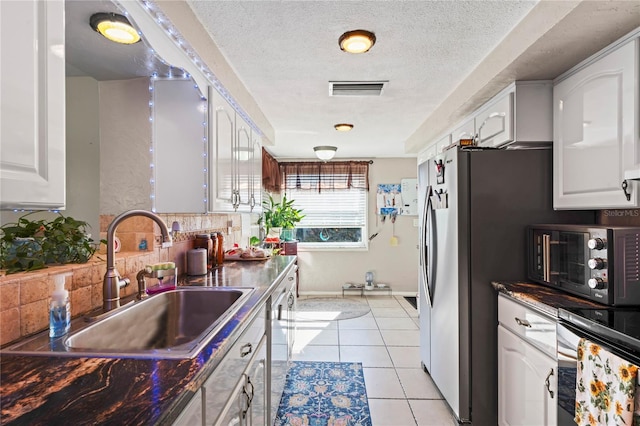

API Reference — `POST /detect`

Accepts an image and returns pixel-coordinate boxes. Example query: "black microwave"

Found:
[527,225,640,306]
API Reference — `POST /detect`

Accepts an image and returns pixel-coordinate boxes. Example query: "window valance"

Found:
[262,148,281,193]
[280,161,370,192]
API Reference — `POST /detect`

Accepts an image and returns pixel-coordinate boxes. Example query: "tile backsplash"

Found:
[0,212,253,346]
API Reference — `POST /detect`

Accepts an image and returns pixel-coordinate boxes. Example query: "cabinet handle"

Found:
[240,342,252,358]
[277,304,283,321]
[514,317,531,328]
[288,276,294,281]
[622,180,631,202]
[545,368,554,398]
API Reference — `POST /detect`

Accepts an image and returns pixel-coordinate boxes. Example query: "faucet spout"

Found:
[103,210,173,311]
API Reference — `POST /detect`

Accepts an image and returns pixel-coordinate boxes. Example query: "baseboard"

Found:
[298,291,418,297]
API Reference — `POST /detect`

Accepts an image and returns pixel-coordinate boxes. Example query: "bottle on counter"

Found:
[215,232,225,266]
[210,233,219,267]
[50,273,71,338]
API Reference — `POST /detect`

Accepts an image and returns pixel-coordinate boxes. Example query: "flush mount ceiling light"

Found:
[90,12,140,44]
[314,146,337,161]
[334,123,354,132]
[339,29,376,54]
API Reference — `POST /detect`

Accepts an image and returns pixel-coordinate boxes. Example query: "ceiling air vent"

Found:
[329,81,386,96]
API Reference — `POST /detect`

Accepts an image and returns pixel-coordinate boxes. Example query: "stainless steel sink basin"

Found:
[2,287,255,359]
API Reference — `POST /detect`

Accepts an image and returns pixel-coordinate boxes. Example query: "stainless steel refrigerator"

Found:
[418,147,593,424]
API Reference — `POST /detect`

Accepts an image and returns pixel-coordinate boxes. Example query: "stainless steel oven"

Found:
[528,225,640,305]
[557,307,640,425]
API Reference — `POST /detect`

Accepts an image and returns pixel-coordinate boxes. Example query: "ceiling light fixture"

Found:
[334,123,354,132]
[314,146,337,161]
[90,12,141,45]
[339,29,376,54]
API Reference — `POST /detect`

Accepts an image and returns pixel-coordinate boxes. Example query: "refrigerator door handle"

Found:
[420,185,431,305]
[426,190,437,305]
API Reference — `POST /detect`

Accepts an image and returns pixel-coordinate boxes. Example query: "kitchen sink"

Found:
[2,287,255,359]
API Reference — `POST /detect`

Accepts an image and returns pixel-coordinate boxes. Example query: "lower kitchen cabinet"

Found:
[498,295,557,426]
[498,326,557,426]
[214,336,267,426]
[172,389,203,426]
[203,305,267,425]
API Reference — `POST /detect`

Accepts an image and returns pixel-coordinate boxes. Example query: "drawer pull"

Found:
[545,368,554,398]
[240,343,252,358]
[514,317,531,328]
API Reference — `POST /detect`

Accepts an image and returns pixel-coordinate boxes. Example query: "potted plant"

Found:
[259,194,304,241]
[0,212,98,274]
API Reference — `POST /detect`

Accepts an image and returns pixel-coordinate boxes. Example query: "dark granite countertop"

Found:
[491,281,605,317]
[0,256,296,425]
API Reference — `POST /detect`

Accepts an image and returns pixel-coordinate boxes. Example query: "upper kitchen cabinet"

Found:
[475,81,552,148]
[554,31,639,209]
[1,1,65,210]
[208,86,263,213]
[152,78,208,214]
[251,132,263,213]
[209,86,236,212]
[451,118,475,147]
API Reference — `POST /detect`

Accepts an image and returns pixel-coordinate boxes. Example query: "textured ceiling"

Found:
[186,0,539,159]
[66,0,640,160]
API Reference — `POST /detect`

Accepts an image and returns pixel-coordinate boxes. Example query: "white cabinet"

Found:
[554,36,639,209]
[153,78,207,213]
[451,118,475,146]
[475,81,552,148]
[203,305,267,425]
[172,389,203,426]
[435,134,452,154]
[209,86,236,212]
[498,326,557,426]
[0,0,66,210]
[213,336,266,426]
[251,132,262,213]
[498,295,557,426]
[208,86,263,213]
[236,115,253,211]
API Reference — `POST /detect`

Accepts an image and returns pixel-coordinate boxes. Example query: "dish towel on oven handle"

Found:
[575,338,639,425]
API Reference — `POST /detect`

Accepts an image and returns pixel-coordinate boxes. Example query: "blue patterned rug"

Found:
[275,361,372,426]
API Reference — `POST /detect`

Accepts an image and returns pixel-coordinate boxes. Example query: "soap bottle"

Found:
[50,273,71,338]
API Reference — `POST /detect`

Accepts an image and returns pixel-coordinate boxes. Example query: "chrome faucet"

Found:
[103,210,173,311]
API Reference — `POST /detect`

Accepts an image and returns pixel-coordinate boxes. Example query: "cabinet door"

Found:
[554,39,639,209]
[498,325,557,426]
[235,115,252,211]
[476,91,514,148]
[435,134,452,154]
[172,389,203,426]
[246,341,266,426]
[0,0,65,209]
[451,118,475,145]
[153,78,207,213]
[209,86,235,212]
[251,133,262,213]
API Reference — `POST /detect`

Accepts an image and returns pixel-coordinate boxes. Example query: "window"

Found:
[280,161,370,250]
[285,188,367,249]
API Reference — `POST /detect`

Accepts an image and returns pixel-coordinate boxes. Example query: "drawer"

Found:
[498,294,556,358]
[203,304,266,423]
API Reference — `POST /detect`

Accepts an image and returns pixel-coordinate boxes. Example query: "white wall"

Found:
[296,158,419,296]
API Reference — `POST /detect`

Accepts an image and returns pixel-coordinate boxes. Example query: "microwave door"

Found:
[530,229,557,284]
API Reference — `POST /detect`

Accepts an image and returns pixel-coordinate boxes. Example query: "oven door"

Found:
[556,230,591,297]
[557,320,640,425]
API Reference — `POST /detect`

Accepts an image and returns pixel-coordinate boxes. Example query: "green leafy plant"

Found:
[249,236,261,247]
[258,194,304,233]
[0,212,98,274]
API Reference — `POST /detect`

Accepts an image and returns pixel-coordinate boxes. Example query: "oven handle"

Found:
[543,234,550,282]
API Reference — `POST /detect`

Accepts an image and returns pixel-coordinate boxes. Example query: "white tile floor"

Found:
[292,295,458,426]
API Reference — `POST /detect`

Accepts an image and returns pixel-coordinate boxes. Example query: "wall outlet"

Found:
[413,219,419,227]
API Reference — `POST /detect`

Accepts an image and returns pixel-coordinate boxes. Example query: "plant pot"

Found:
[267,227,282,239]
[280,228,295,242]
